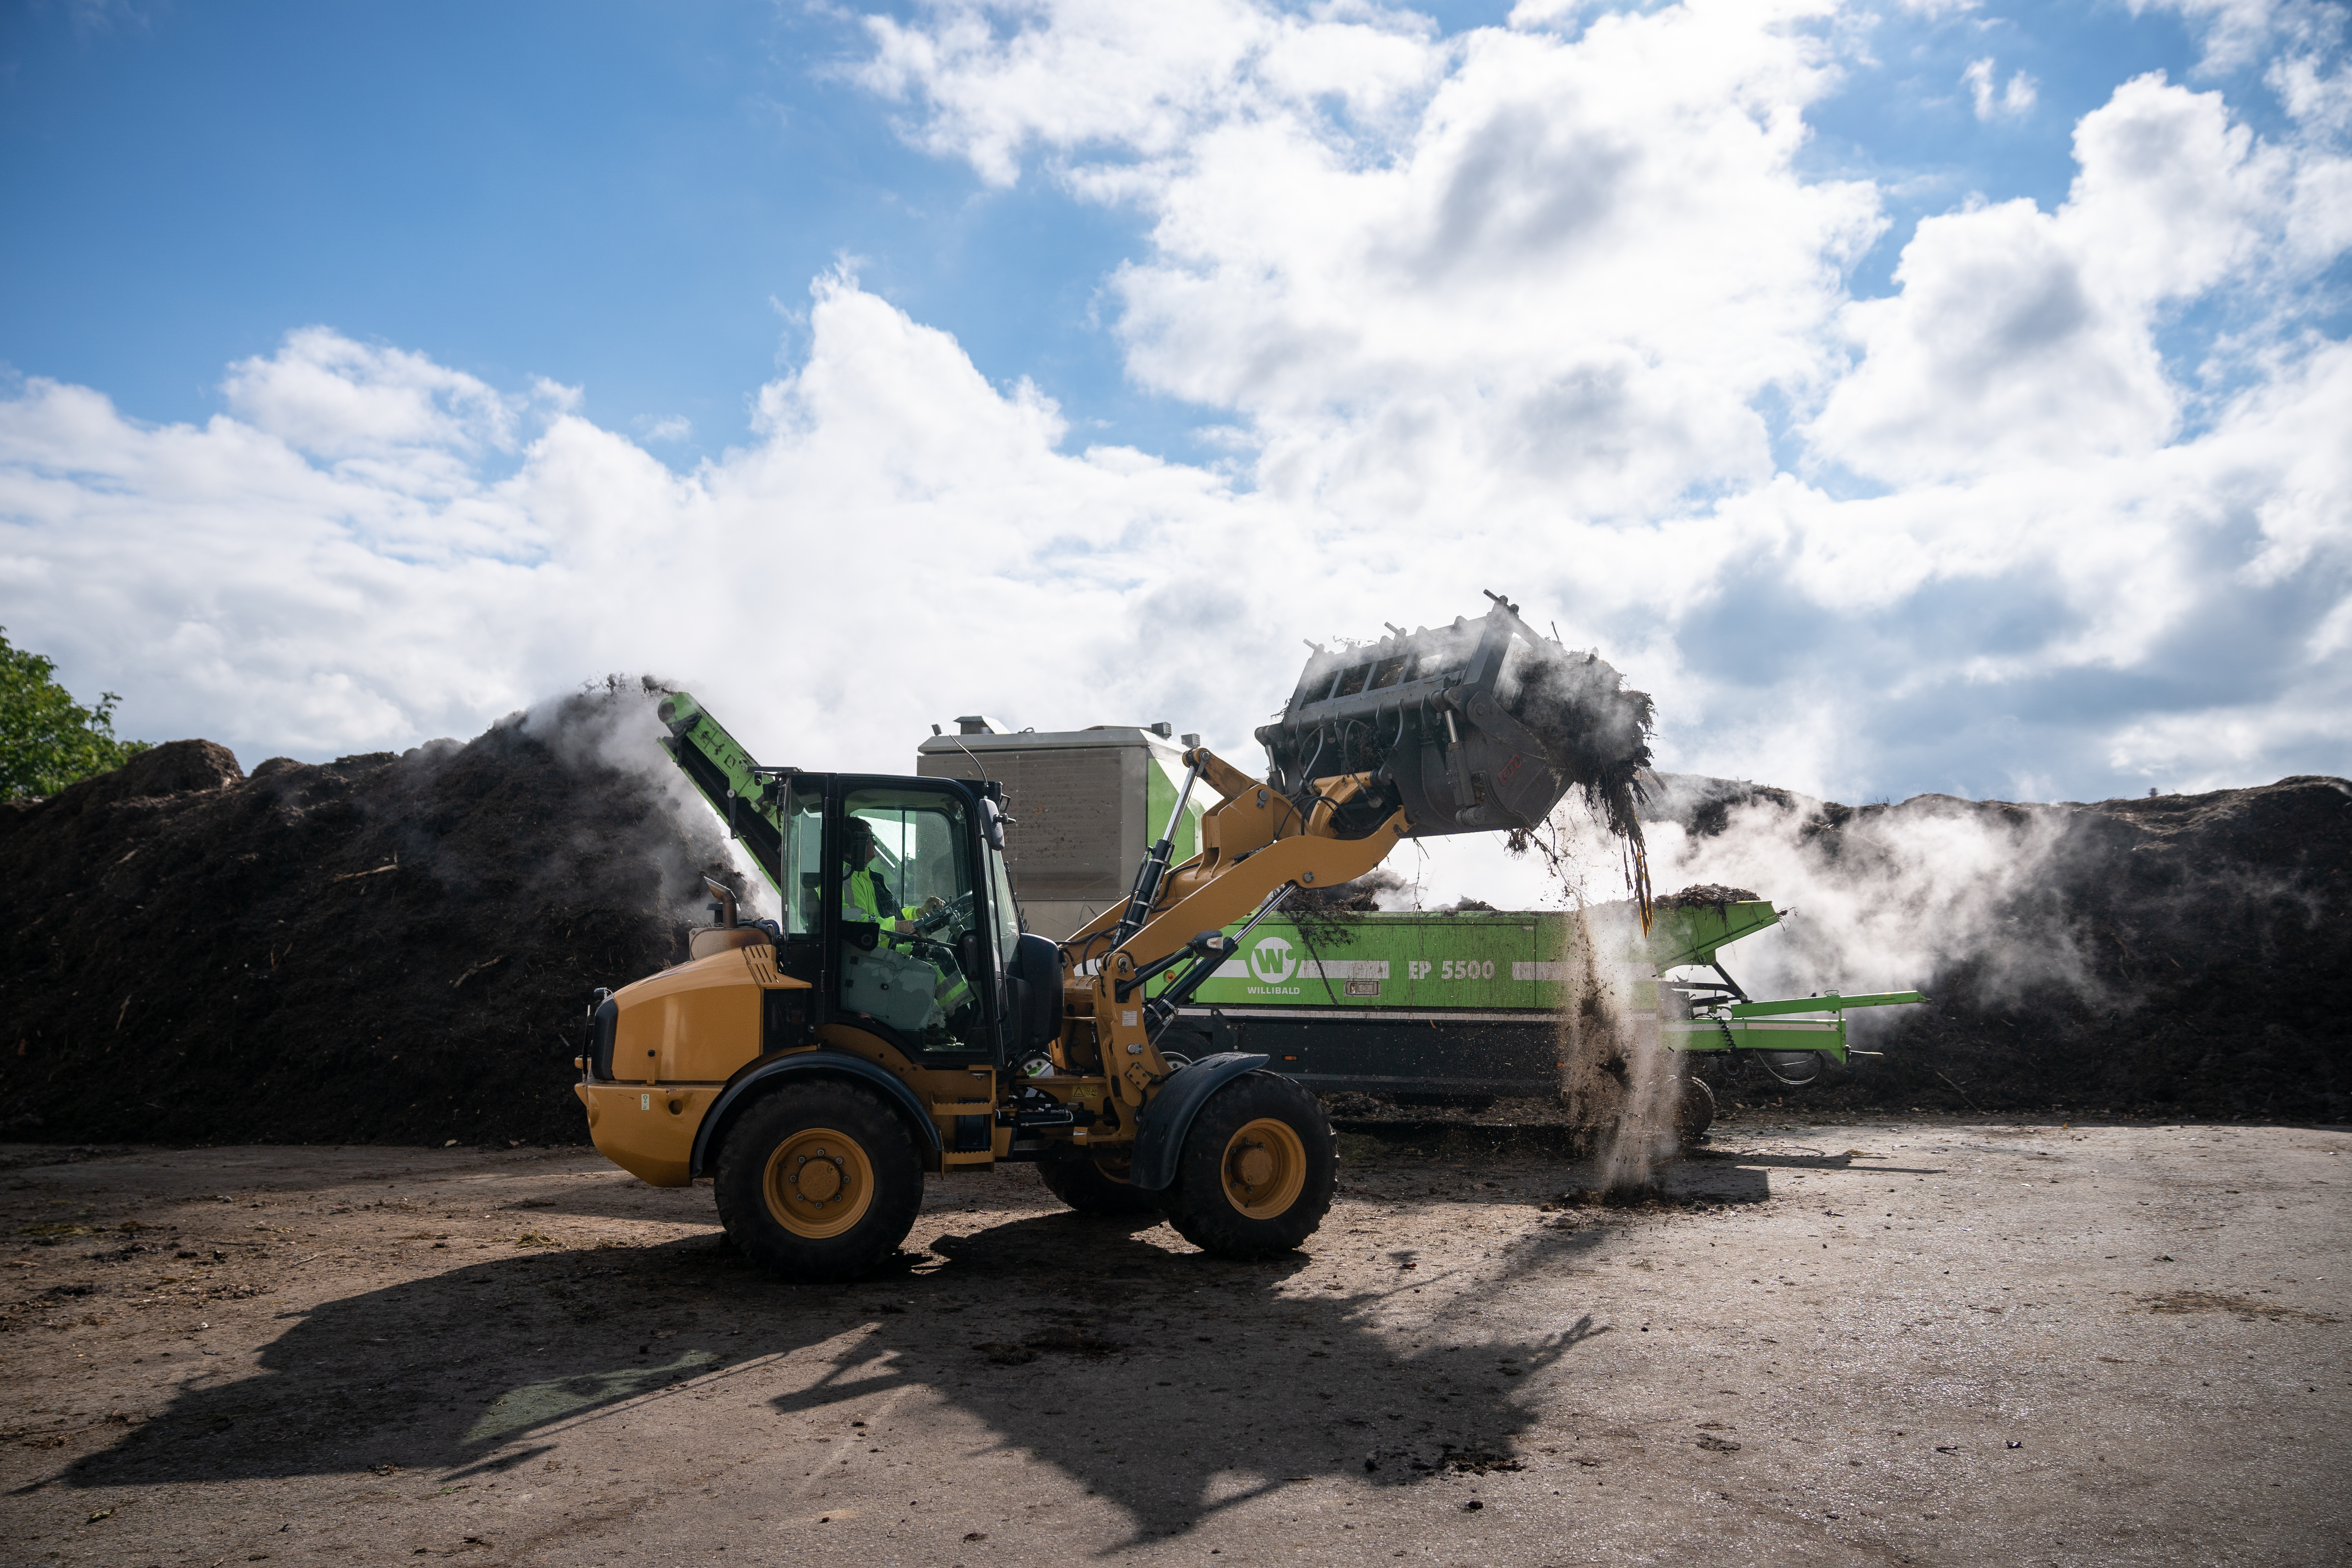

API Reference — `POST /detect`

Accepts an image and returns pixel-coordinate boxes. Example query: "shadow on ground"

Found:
[58,1190,1636,1542]
[1685,1148,1945,1176]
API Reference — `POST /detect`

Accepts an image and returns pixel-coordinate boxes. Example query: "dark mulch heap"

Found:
[1663,776,2352,1122]
[0,692,738,1147]
[3,705,2346,1146]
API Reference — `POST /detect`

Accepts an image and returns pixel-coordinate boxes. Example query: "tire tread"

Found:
[711,1081,922,1283]
[1160,1073,1335,1258]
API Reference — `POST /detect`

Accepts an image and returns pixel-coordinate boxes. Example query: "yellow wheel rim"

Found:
[762,1128,875,1239]
[1219,1117,1307,1220]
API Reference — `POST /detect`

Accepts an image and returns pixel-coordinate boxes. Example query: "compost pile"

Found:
[5,693,2346,1146]
[0,691,741,1147]
[1652,884,1759,908]
[1650,775,2352,1121]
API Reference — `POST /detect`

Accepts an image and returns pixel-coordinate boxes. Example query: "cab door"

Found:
[818,777,1001,1065]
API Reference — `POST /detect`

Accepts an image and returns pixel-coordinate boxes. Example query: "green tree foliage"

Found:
[1,627,149,798]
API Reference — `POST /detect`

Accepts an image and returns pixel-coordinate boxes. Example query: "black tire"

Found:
[1160,1073,1336,1258]
[1675,1074,1717,1145]
[712,1081,923,1283]
[1037,1153,1162,1217]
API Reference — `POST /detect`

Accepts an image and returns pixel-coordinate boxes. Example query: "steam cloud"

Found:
[1642,777,2097,1026]
[522,677,770,927]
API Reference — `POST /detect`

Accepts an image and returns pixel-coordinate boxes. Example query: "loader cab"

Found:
[775,773,1019,1068]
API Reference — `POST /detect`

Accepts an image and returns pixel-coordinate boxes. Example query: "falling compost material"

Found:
[1493,638,1655,846]
[1548,897,1679,1194]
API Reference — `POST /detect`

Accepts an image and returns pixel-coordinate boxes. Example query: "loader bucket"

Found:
[1255,591,1654,841]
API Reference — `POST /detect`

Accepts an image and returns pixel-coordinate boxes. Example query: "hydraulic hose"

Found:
[1112,754,1203,949]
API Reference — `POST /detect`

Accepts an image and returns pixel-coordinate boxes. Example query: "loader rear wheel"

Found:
[713,1082,922,1283]
[1161,1073,1334,1258]
[1038,1152,1161,1217]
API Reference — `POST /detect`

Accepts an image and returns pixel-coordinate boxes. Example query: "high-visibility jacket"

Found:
[845,865,926,949]
[845,865,896,927]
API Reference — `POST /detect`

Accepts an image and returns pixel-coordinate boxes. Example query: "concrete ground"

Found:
[2,1115,2346,1567]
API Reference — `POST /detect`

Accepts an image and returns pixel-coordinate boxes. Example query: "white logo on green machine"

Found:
[1249,936,1298,984]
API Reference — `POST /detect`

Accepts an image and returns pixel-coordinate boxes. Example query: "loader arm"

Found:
[1060,748,1413,1109]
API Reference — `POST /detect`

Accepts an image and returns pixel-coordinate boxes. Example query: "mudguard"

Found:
[688,1050,943,1179]
[1129,1051,1272,1192]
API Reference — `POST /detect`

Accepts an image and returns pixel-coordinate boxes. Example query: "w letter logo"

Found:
[1249,936,1297,984]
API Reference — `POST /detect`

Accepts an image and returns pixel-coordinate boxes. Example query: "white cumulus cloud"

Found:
[2,0,2347,841]
[1810,73,2311,484]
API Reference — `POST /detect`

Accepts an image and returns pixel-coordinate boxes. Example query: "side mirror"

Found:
[979,798,1006,850]
[1012,932,1063,1050]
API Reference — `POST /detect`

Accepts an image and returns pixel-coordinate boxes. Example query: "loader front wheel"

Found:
[714,1082,922,1282]
[1038,1152,1162,1217]
[1161,1073,1334,1258]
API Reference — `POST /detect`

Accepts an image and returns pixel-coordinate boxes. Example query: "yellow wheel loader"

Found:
[572,592,1653,1280]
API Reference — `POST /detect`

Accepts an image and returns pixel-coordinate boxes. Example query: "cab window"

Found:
[836,787,987,1055]
[780,779,824,935]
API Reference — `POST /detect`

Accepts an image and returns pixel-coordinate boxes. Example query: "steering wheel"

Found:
[909,890,976,936]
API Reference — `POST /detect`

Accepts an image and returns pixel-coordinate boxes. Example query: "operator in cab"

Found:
[840,816,971,1026]
[840,816,938,942]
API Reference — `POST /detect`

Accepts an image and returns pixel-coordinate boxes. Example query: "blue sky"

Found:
[4,1,1217,464]
[6,1,2248,462]
[2,0,2347,827]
